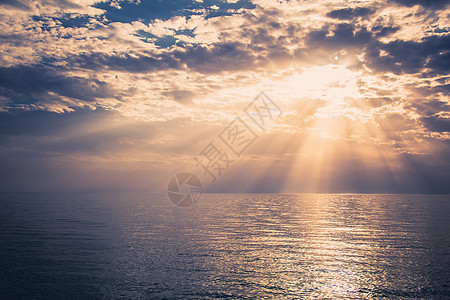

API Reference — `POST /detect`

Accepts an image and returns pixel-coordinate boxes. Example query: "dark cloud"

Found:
[32,14,95,29]
[0,0,87,12]
[327,7,373,20]
[365,35,450,74]
[372,26,400,37]
[65,41,262,74]
[391,0,449,9]
[0,0,32,10]
[162,89,196,105]
[435,77,449,84]
[405,99,449,118]
[0,108,199,154]
[430,84,450,95]
[0,109,111,136]
[402,83,450,98]
[306,23,373,50]
[364,96,394,108]
[427,51,450,74]
[375,113,418,140]
[0,65,116,107]
[68,52,181,73]
[173,42,259,73]
[299,18,448,76]
[242,27,276,45]
[421,115,450,132]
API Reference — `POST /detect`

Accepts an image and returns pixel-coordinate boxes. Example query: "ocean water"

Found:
[0,193,449,299]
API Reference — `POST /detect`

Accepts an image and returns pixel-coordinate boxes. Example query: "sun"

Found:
[284,64,361,106]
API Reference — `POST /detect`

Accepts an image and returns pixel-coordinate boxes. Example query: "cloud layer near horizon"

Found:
[0,0,449,193]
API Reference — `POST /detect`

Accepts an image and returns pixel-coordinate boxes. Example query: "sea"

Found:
[0,193,449,299]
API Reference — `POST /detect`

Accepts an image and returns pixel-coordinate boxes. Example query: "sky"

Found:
[0,0,449,193]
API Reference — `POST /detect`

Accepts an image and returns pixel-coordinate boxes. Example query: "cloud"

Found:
[0,0,449,192]
[390,0,449,10]
[306,23,373,50]
[162,89,196,105]
[67,52,181,73]
[421,115,450,132]
[62,42,261,75]
[0,0,106,16]
[365,35,450,74]
[0,0,33,11]
[327,7,373,20]
[0,65,117,111]
[174,42,260,73]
